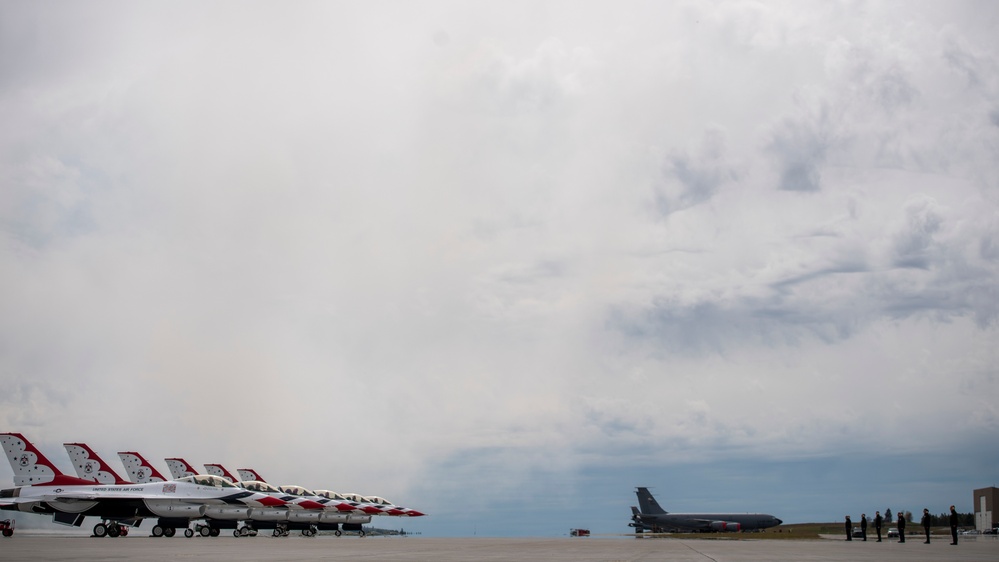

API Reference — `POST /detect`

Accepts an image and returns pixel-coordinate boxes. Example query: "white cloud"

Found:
[1,0,997,531]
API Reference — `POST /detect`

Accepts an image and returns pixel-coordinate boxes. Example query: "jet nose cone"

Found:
[775,518,783,525]
[407,510,425,517]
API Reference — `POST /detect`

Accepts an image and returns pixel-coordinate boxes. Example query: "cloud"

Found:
[1,1,997,535]
[655,128,738,214]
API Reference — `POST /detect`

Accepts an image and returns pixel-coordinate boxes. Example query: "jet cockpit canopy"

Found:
[177,474,237,488]
[279,485,318,496]
[241,480,282,494]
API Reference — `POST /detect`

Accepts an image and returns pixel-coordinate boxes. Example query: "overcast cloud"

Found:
[1,0,997,535]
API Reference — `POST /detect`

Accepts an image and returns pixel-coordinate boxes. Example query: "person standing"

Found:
[860,513,868,541]
[950,505,959,545]
[845,515,853,541]
[874,511,883,542]
[897,511,906,543]
[921,508,931,543]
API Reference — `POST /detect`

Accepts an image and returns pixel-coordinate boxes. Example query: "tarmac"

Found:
[0,534,997,561]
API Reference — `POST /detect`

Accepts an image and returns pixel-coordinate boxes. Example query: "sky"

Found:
[1,0,998,537]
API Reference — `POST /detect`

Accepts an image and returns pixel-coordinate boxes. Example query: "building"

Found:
[973,487,998,531]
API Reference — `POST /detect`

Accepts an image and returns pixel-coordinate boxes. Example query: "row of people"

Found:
[845,506,960,545]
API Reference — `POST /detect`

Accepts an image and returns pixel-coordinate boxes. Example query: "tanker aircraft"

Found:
[0,433,287,538]
[632,487,781,532]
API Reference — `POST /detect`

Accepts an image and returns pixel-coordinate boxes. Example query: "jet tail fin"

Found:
[237,468,265,482]
[118,452,167,483]
[64,443,129,484]
[204,463,237,482]
[1,433,90,486]
[164,458,199,479]
[636,487,668,515]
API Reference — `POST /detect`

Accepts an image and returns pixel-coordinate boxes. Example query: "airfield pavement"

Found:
[2,534,998,562]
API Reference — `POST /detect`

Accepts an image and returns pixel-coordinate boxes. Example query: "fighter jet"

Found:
[204,463,237,482]
[63,443,136,535]
[632,487,782,532]
[164,458,199,480]
[207,463,356,536]
[228,468,419,534]
[117,451,168,484]
[237,468,265,482]
[232,468,387,516]
[65,443,130,485]
[0,433,287,538]
[345,494,426,517]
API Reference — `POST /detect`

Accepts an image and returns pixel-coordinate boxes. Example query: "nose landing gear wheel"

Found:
[185,529,195,538]
[93,523,107,537]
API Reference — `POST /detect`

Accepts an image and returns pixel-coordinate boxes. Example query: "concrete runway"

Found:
[1,534,996,561]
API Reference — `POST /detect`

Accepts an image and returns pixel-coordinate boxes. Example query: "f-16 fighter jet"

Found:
[117,451,168,484]
[63,443,134,536]
[0,433,286,539]
[164,457,199,480]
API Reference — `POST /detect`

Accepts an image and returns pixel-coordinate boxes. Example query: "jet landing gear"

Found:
[1,519,15,537]
[92,521,129,538]
[191,523,220,537]
[151,525,176,537]
[272,524,290,537]
[234,525,258,537]
[300,525,318,537]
